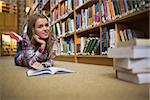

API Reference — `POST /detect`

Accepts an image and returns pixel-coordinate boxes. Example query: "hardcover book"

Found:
[116,70,150,84]
[114,66,150,74]
[114,58,150,69]
[108,46,150,58]
[117,39,150,47]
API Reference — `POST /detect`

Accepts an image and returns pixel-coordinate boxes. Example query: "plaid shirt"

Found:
[16,32,57,68]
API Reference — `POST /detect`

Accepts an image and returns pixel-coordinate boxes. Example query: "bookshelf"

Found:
[28,0,149,66]
[0,1,17,14]
[0,1,18,56]
[0,1,17,30]
[49,0,113,65]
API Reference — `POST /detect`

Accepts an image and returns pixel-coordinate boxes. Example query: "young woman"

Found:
[10,13,57,70]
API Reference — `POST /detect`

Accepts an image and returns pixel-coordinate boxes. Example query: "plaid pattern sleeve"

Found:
[20,33,57,68]
[21,33,47,67]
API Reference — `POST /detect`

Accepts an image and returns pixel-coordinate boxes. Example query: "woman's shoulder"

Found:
[22,32,29,39]
[22,32,34,47]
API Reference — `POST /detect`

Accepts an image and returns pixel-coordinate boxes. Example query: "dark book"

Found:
[88,38,98,54]
[85,38,94,54]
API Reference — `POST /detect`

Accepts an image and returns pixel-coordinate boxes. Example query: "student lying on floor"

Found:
[10,13,57,70]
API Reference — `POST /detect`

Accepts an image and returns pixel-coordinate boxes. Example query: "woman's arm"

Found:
[40,41,57,67]
[22,33,46,69]
[41,50,56,67]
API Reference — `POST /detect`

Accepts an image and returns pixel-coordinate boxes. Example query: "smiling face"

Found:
[34,18,50,39]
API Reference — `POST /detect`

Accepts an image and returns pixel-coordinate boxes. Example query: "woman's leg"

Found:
[10,32,22,42]
[14,40,23,66]
[14,50,22,66]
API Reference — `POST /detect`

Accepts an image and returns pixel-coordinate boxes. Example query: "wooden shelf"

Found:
[55,55,75,62]
[75,0,98,11]
[76,24,100,37]
[61,10,74,21]
[51,18,61,26]
[55,55,113,66]
[59,32,74,38]
[51,3,58,12]
[76,55,113,66]
[51,10,74,26]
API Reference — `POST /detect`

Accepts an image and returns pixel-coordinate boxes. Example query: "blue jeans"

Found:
[14,50,22,66]
[14,42,22,66]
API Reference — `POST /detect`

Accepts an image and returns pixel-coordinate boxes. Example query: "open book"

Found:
[27,67,76,76]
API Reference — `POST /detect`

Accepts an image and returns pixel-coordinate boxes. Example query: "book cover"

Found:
[27,67,76,76]
[119,30,125,42]
[88,38,98,54]
[56,23,62,37]
[112,0,119,18]
[82,38,90,54]
[116,70,150,84]
[108,46,150,58]
[95,2,100,23]
[84,38,93,54]
[117,39,150,47]
[80,37,87,54]
[115,0,122,16]
[103,0,108,21]
[93,39,100,55]
[119,0,125,15]
[114,66,150,74]
[108,0,115,19]
[114,58,150,69]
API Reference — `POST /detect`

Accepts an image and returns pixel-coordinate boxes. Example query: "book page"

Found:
[49,67,76,74]
[27,67,75,76]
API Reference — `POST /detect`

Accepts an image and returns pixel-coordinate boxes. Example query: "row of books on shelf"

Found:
[57,38,74,55]
[51,18,74,38]
[54,25,149,56]
[76,0,91,7]
[51,0,96,10]
[56,36,100,56]
[51,2,100,36]
[51,1,100,29]
[0,1,17,13]
[1,0,16,3]
[51,0,73,22]
[76,2,100,31]
[1,33,17,55]
[76,37,100,55]
[27,0,50,15]
[108,38,150,84]
[100,0,149,23]
[109,28,147,48]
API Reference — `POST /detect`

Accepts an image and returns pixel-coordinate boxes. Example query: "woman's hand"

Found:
[31,61,44,70]
[33,35,46,49]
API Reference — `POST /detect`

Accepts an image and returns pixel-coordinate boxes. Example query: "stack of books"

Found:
[108,39,150,84]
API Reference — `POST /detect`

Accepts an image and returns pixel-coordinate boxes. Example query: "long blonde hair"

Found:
[26,13,56,57]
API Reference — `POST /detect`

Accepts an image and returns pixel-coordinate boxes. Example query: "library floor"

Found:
[0,56,149,100]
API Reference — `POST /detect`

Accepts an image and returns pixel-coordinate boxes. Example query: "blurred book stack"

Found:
[108,39,150,84]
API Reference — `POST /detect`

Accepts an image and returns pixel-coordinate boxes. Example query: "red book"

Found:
[119,0,125,15]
